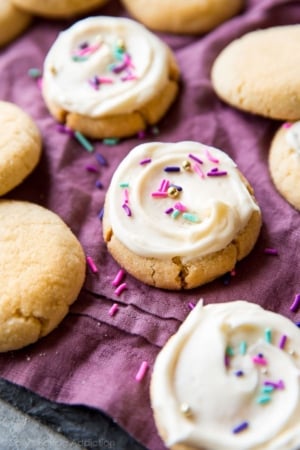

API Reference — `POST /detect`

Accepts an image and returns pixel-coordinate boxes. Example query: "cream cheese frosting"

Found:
[107,141,260,262]
[151,300,300,450]
[286,121,300,156]
[42,16,170,117]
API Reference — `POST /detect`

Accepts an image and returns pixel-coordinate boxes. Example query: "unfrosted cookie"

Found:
[269,122,300,211]
[103,141,261,290]
[11,0,108,18]
[121,0,243,35]
[0,200,86,352]
[150,300,300,450]
[42,16,179,139]
[211,25,300,121]
[0,0,31,47]
[0,101,42,196]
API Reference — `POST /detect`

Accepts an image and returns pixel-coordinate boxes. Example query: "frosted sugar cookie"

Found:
[121,0,243,35]
[102,141,261,290]
[0,0,31,47]
[269,122,300,211]
[0,101,41,196]
[151,300,300,450]
[211,25,300,121]
[11,0,108,18]
[42,17,179,139]
[0,200,86,352]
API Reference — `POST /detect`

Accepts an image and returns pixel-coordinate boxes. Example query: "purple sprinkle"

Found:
[264,380,285,390]
[86,165,99,173]
[290,294,300,313]
[296,322,300,328]
[140,158,151,165]
[188,153,203,164]
[207,170,228,177]
[188,302,195,310]
[98,207,104,220]
[165,207,174,214]
[164,166,181,172]
[56,124,75,137]
[122,203,132,217]
[279,334,287,350]
[211,167,219,172]
[232,422,249,434]
[264,248,278,256]
[79,41,89,49]
[137,130,146,139]
[95,180,103,189]
[95,153,108,166]
[235,370,244,377]
[224,354,230,368]
[170,184,183,191]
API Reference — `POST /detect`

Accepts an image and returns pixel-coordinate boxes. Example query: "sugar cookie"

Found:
[269,122,300,211]
[121,0,244,35]
[151,300,300,450]
[0,0,31,47]
[211,25,300,121]
[0,101,41,196]
[42,16,179,139]
[11,0,108,18]
[103,141,261,290]
[0,200,86,352]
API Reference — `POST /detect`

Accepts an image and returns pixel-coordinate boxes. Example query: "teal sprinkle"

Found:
[72,55,88,62]
[28,68,42,78]
[226,346,234,357]
[265,328,272,344]
[239,341,247,355]
[113,47,125,61]
[102,138,120,146]
[74,131,94,152]
[261,385,274,394]
[182,213,200,223]
[171,209,180,219]
[119,182,129,188]
[256,394,271,404]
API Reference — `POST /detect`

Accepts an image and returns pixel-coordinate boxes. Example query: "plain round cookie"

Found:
[269,122,300,211]
[211,25,300,121]
[0,0,31,47]
[103,141,262,290]
[150,300,300,450]
[0,101,42,196]
[42,16,179,139]
[120,0,243,35]
[0,200,86,352]
[11,0,108,18]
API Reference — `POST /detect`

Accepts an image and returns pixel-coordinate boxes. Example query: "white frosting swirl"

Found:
[107,141,260,261]
[42,16,170,117]
[286,121,300,155]
[151,301,300,450]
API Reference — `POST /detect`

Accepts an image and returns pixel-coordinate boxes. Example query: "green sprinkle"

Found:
[239,341,247,355]
[182,213,200,223]
[226,346,234,357]
[72,55,88,62]
[119,182,129,188]
[151,126,160,135]
[28,68,42,78]
[171,209,180,219]
[74,131,94,152]
[102,138,120,146]
[256,394,271,404]
[265,328,272,344]
[261,385,274,394]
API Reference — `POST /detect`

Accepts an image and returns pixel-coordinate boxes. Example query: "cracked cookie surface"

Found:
[0,200,86,352]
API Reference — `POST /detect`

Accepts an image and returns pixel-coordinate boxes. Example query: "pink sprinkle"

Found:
[188,153,203,164]
[140,158,152,165]
[86,256,98,274]
[135,361,149,382]
[283,122,292,129]
[114,282,127,296]
[37,77,43,90]
[205,148,219,163]
[264,248,278,256]
[112,269,126,287]
[174,202,188,212]
[122,204,132,216]
[109,303,119,317]
[290,294,300,313]
[158,179,170,192]
[188,302,195,310]
[121,74,138,82]
[252,356,267,366]
[76,43,100,56]
[151,192,168,198]
[123,188,129,204]
[230,269,236,276]
[98,77,114,84]
[193,163,205,179]
[279,334,287,350]
[264,380,285,390]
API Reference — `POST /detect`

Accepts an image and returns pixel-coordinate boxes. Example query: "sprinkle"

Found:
[279,334,287,350]
[226,346,234,357]
[193,163,205,179]
[86,256,98,273]
[264,248,278,255]
[137,130,146,139]
[37,77,43,90]
[235,370,244,377]
[56,124,75,137]
[232,421,249,434]
[265,328,272,344]
[98,207,104,220]
[151,192,168,198]
[165,207,174,214]
[252,356,267,366]
[121,74,138,82]
[102,138,120,145]
[86,165,99,173]
[164,166,181,172]
[188,153,203,164]
[170,184,183,192]
[72,55,88,62]
[188,302,195,310]
[239,341,247,355]
[119,182,129,188]
[95,180,103,189]
[122,204,132,217]
[230,269,236,276]
[207,170,227,177]
[262,385,274,394]
[290,293,300,313]
[205,148,219,163]
[140,158,152,165]
[135,361,149,382]
[74,131,94,152]
[182,213,200,223]
[296,322,300,328]
[95,153,108,166]
[123,188,129,204]
[256,395,271,405]
[158,179,170,192]
[109,303,119,317]
[283,122,292,129]
[151,126,159,135]
[224,354,230,368]
[28,68,42,78]
[112,269,126,287]
[264,380,285,390]
[76,43,100,56]
[174,202,188,212]
[171,209,181,219]
[114,282,127,296]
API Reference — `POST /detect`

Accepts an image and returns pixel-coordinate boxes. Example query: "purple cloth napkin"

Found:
[1,0,300,449]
